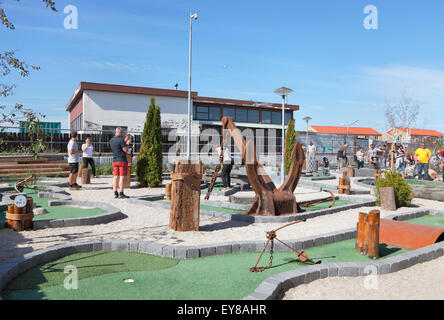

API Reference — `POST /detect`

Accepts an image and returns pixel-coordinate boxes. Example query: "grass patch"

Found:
[405,215,444,228]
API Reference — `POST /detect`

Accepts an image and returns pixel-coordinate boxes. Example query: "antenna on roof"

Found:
[174,83,178,90]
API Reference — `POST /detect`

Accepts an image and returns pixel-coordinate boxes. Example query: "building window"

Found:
[261,111,271,124]
[285,112,292,125]
[194,106,221,121]
[71,114,83,131]
[236,109,247,122]
[223,108,236,119]
[248,110,259,123]
[209,107,221,121]
[271,112,281,124]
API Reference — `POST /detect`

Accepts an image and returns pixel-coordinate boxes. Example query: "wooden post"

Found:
[79,163,84,178]
[338,171,351,195]
[374,169,381,180]
[169,160,202,231]
[356,212,367,253]
[356,210,380,259]
[347,166,355,177]
[366,210,380,259]
[379,186,396,211]
[81,168,91,184]
[165,183,172,200]
[124,154,133,189]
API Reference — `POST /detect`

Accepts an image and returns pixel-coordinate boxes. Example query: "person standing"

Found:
[376,145,385,170]
[415,143,432,180]
[395,145,406,177]
[82,137,98,178]
[337,143,348,170]
[110,127,130,198]
[356,147,364,169]
[67,131,83,190]
[307,141,317,173]
[216,144,233,190]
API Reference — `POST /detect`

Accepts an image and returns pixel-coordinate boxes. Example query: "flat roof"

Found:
[65,82,299,112]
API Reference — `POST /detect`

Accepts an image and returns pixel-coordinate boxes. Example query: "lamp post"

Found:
[274,86,293,185]
[187,12,198,160]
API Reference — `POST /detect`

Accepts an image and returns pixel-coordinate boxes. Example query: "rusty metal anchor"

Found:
[249,219,321,272]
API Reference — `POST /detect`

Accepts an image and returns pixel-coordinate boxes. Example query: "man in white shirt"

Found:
[67,131,83,190]
[307,141,317,173]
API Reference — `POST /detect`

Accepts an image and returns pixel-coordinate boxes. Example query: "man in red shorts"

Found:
[109,127,130,198]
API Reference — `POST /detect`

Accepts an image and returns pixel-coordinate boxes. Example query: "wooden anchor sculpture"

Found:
[221,116,305,216]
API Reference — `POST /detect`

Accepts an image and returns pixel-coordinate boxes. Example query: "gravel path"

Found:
[1,176,444,299]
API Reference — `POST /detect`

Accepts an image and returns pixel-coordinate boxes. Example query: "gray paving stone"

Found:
[111,240,129,252]
[325,263,339,277]
[358,262,379,276]
[323,233,337,245]
[186,246,200,259]
[230,242,241,254]
[337,262,360,277]
[334,233,345,242]
[92,241,103,252]
[310,264,329,279]
[162,246,175,258]
[313,237,325,247]
[245,292,269,300]
[128,241,139,252]
[239,241,257,253]
[215,243,232,255]
[102,240,113,251]
[49,219,64,228]
[73,242,95,253]
[199,245,217,257]
[300,266,321,283]
[174,246,188,259]
[300,238,314,250]
[144,242,166,256]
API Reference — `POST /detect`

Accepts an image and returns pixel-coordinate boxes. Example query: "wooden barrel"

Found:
[347,166,355,177]
[124,154,132,189]
[6,198,34,231]
[379,187,396,211]
[81,168,91,184]
[165,183,172,200]
[79,163,84,178]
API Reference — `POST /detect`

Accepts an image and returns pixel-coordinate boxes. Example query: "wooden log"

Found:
[379,186,396,211]
[348,166,355,177]
[165,183,172,200]
[6,199,34,231]
[374,169,381,180]
[366,210,380,259]
[81,168,91,184]
[169,160,202,231]
[124,154,132,188]
[79,163,84,178]
[356,212,367,253]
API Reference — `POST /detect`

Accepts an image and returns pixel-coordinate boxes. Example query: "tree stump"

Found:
[379,187,396,211]
[78,163,84,178]
[81,168,91,184]
[348,166,355,177]
[169,160,202,231]
[6,198,34,231]
[124,154,133,188]
[356,210,380,259]
[338,171,351,195]
[165,183,172,200]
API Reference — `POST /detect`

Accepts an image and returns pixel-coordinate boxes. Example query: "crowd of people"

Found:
[67,128,133,198]
[306,140,444,181]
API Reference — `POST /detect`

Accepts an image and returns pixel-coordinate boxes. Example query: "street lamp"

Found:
[274,86,293,185]
[340,120,359,139]
[303,116,312,173]
[187,12,198,160]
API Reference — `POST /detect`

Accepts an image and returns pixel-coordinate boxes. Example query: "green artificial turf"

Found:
[3,239,407,300]
[0,188,106,222]
[405,179,444,187]
[405,215,444,228]
[303,200,352,211]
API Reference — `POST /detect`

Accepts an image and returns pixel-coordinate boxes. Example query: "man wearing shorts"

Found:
[110,127,130,198]
[67,131,83,190]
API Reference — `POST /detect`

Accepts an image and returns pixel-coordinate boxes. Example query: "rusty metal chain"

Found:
[204,147,224,200]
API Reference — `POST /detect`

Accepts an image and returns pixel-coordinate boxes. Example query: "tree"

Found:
[1,1,57,157]
[385,91,420,142]
[284,119,297,174]
[146,105,162,187]
[136,98,155,186]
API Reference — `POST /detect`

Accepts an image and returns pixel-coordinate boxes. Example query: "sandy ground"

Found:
[1,176,444,299]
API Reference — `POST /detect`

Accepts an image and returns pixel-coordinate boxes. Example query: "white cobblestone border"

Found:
[1,208,442,300]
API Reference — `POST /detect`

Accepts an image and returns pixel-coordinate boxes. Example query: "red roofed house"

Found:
[382,128,444,145]
[308,126,382,139]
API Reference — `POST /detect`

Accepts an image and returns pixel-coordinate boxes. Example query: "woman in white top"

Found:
[216,144,233,190]
[82,137,97,178]
[356,147,364,169]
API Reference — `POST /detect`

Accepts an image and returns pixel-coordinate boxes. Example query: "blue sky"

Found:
[1,0,444,132]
